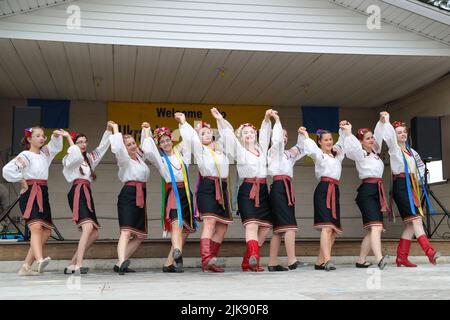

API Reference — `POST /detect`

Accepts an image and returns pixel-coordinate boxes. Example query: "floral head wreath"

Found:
[70,131,77,140]
[153,127,172,144]
[236,123,257,139]
[357,128,371,140]
[392,121,407,129]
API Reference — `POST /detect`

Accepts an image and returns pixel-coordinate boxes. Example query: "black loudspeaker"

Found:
[11,106,42,156]
[410,116,442,161]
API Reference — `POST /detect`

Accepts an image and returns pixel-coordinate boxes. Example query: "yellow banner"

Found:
[107,102,269,141]
[44,128,69,161]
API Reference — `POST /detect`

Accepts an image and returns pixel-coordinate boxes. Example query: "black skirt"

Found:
[67,184,101,230]
[117,185,148,239]
[270,180,297,233]
[166,185,196,233]
[355,183,384,229]
[392,177,422,223]
[197,177,233,224]
[237,182,272,227]
[19,185,54,230]
[313,181,342,234]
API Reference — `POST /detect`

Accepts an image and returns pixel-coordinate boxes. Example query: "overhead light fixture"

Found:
[93,77,102,88]
[218,67,226,78]
[303,84,310,96]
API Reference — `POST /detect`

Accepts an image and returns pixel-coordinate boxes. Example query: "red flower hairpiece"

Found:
[24,128,32,138]
[195,121,211,133]
[357,128,370,140]
[69,131,77,139]
[392,121,406,129]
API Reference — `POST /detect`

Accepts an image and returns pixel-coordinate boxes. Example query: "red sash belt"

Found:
[243,178,267,208]
[205,176,227,205]
[273,175,295,206]
[23,179,47,219]
[125,181,146,208]
[321,177,340,220]
[72,179,93,221]
[393,173,406,181]
[362,178,388,212]
[165,182,186,216]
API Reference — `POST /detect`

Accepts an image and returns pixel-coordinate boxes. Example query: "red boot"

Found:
[248,240,263,272]
[200,238,215,272]
[417,235,441,265]
[241,242,251,272]
[209,240,225,272]
[396,238,417,267]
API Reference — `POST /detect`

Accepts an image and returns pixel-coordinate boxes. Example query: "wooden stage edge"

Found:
[1,239,450,261]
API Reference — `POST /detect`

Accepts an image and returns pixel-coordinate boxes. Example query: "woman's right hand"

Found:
[298,126,309,138]
[19,179,28,195]
[112,122,119,134]
[211,107,223,120]
[380,111,389,123]
[107,121,115,131]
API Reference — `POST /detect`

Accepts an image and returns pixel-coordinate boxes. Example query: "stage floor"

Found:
[1,263,449,300]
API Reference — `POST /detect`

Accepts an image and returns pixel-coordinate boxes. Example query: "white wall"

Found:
[1,0,449,56]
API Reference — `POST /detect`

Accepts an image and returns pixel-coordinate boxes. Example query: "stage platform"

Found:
[1,239,450,261]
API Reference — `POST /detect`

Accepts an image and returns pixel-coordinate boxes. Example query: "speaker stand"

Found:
[421,162,450,238]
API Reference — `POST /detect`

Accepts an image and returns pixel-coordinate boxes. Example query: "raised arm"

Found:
[380,112,402,157]
[63,145,84,170]
[299,127,322,162]
[140,126,169,179]
[211,107,242,159]
[173,112,192,165]
[334,121,351,162]
[179,121,204,162]
[109,124,131,168]
[271,117,284,156]
[87,122,113,169]
[259,109,273,155]
[344,132,365,162]
[42,131,63,164]
[373,121,384,154]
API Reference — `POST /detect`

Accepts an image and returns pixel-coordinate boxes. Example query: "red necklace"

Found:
[167,156,181,170]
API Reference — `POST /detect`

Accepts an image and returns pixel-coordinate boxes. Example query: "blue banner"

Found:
[27,99,70,128]
[301,106,339,133]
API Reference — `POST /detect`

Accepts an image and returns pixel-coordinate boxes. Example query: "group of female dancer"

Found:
[2,108,441,276]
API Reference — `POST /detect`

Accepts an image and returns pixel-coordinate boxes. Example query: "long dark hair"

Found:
[21,126,45,150]
[316,129,337,157]
[75,133,97,180]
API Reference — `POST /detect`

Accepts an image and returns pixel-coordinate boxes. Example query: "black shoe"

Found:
[288,261,308,270]
[64,267,89,275]
[324,260,336,271]
[118,260,130,275]
[378,256,388,270]
[113,265,135,273]
[268,265,289,272]
[314,263,326,270]
[173,249,183,268]
[162,264,184,273]
[355,261,373,268]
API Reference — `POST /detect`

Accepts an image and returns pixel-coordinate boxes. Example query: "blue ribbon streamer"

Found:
[161,149,183,228]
